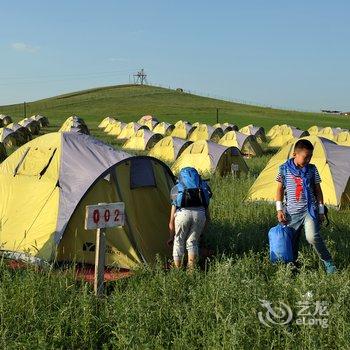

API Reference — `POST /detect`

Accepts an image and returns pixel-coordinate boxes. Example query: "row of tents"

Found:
[60,115,350,193]
[1,123,349,270]
[98,116,255,177]
[99,116,266,148]
[0,114,49,129]
[98,115,350,181]
[0,115,50,161]
[1,133,349,271]
[97,115,349,178]
[123,131,250,178]
[308,126,350,146]
[267,124,350,147]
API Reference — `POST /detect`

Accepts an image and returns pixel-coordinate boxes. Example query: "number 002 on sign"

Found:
[85,202,125,230]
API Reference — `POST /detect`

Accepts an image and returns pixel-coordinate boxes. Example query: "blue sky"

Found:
[0,0,349,111]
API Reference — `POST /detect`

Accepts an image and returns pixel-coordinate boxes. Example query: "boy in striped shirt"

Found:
[276,139,336,274]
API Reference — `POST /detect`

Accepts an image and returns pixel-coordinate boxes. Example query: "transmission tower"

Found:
[133,69,148,85]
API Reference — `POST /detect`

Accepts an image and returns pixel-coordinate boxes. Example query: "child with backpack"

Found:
[168,167,212,269]
[276,139,336,274]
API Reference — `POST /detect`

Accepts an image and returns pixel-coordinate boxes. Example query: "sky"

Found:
[0,0,349,111]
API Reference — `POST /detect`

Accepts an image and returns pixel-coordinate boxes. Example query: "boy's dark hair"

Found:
[294,139,314,152]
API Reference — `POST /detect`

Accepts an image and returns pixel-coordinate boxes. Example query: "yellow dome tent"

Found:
[171,140,249,178]
[0,132,175,268]
[122,129,163,151]
[188,124,224,142]
[317,127,343,141]
[138,115,159,130]
[267,124,281,138]
[335,130,350,146]
[219,131,263,157]
[148,136,192,163]
[153,122,175,136]
[170,121,196,139]
[98,117,118,129]
[267,124,297,139]
[106,122,127,136]
[239,124,266,143]
[104,123,116,133]
[308,125,322,136]
[117,122,148,141]
[268,126,309,148]
[246,136,350,208]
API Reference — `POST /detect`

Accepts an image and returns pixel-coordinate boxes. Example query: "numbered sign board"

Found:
[85,202,125,230]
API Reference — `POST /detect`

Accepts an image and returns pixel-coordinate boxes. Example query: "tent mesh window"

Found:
[130,158,156,189]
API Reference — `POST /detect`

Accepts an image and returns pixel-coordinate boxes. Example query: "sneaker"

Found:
[323,260,337,274]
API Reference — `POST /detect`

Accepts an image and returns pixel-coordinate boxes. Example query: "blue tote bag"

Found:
[268,224,294,263]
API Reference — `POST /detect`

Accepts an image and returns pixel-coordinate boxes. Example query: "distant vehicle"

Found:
[321,110,342,114]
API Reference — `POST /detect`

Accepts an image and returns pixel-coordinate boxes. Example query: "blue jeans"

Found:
[286,211,332,262]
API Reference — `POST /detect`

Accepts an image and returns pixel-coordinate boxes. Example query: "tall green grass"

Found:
[1,148,350,349]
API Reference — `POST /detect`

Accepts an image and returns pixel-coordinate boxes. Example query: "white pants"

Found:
[173,208,206,260]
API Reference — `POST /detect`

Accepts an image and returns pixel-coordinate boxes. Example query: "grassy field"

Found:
[1,85,350,349]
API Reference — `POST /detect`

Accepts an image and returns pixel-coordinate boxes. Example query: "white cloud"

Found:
[11,42,40,53]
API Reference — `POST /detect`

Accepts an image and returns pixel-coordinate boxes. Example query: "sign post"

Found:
[85,202,125,296]
[94,226,106,296]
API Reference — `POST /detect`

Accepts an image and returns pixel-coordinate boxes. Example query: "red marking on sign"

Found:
[93,209,100,224]
[104,209,110,222]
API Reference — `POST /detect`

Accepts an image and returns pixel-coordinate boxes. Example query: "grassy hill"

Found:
[1,84,349,130]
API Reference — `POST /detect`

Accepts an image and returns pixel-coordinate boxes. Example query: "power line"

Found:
[0,68,135,80]
[0,69,137,87]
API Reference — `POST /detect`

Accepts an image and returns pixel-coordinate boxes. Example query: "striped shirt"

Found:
[276,165,321,214]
